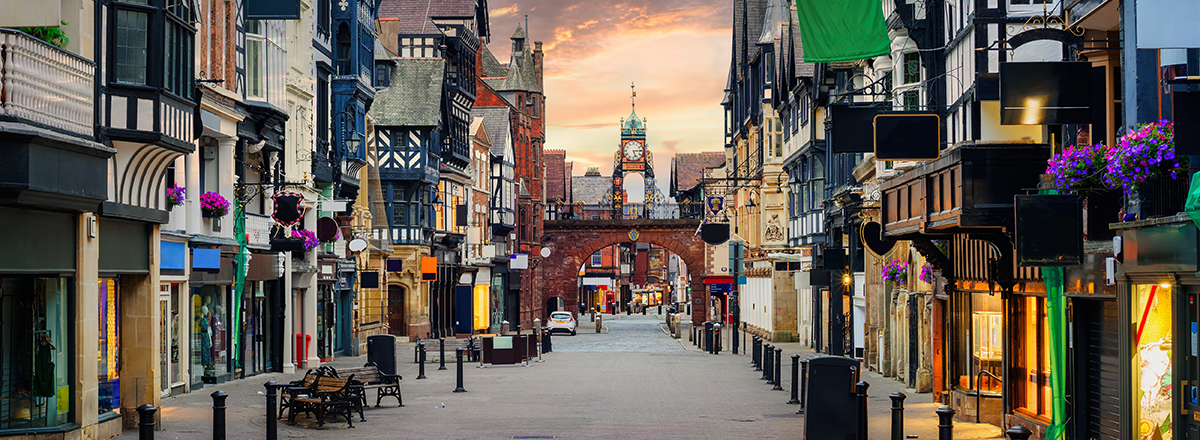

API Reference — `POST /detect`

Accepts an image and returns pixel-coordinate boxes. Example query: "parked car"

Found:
[546,311,577,336]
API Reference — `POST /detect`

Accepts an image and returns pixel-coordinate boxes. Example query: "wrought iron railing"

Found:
[0,29,95,138]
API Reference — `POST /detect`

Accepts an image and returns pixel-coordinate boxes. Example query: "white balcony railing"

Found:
[0,29,94,138]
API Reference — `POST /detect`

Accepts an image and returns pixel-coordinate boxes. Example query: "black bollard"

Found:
[439,338,448,370]
[265,382,278,440]
[937,406,955,440]
[1005,425,1032,440]
[454,348,467,393]
[772,347,783,390]
[798,359,809,414]
[211,390,228,440]
[788,354,801,404]
[762,344,773,382]
[417,342,427,379]
[855,382,869,440]
[732,323,738,355]
[753,337,762,370]
[137,404,157,440]
[890,392,906,440]
[414,339,420,363]
[713,327,720,355]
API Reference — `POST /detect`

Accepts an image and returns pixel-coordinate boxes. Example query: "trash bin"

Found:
[803,356,860,439]
[367,334,397,375]
[541,329,553,353]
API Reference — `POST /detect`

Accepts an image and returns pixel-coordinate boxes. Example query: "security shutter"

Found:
[1083,299,1119,440]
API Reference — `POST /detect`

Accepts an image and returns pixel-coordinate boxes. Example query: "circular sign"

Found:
[348,238,368,253]
[540,247,551,258]
[316,217,339,242]
[628,229,640,241]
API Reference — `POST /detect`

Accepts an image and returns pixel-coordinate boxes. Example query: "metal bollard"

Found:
[415,338,421,363]
[762,344,773,382]
[1005,425,1032,440]
[212,390,228,440]
[753,337,762,370]
[890,392,906,440]
[936,406,955,440]
[713,324,721,355]
[772,347,783,390]
[731,323,738,355]
[137,404,157,440]
[855,382,869,440]
[439,338,448,370]
[798,359,809,414]
[454,347,467,393]
[417,342,427,379]
[265,382,278,440]
[788,354,801,404]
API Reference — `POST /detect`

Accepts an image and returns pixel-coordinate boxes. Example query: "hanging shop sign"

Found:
[1015,195,1084,266]
[271,192,305,227]
[316,217,339,242]
[999,62,1092,126]
[830,104,887,154]
[422,256,438,280]
[860,221,896,257]
[874,113,941,161]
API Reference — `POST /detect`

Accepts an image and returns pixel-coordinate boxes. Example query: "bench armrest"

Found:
[382,373,403,382]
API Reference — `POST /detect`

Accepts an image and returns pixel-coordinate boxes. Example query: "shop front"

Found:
[335,261,355,356]
[317,259,337,362]
[243,252,281,375]
[189,246,236,386]
[159,238,189,397]
[1115,216,1200,440]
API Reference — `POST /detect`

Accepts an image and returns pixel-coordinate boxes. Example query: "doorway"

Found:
[388,285,406,336]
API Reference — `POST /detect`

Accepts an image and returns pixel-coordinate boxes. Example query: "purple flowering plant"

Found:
[166,185,186,207]
[881,259,908,285]
[919,262,934,284]
[291,228,319,252]
[199,191,230,217]
[1045,142,1113,192]
[1104,120,1185,195]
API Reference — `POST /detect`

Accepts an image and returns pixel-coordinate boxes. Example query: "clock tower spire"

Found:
[612,81,656,219]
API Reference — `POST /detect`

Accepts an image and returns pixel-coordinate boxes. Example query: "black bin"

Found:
[541,329,552,353]
[802,356,860,440]
[367,334,397,375]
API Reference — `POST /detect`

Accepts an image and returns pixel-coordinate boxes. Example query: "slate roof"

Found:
[511,25,526,40]
[375,39,396,61]
[757,0,786,45]
[379,0,476,21]
[472,106,511,156]
[789,6,814,77]
[499,45,540,93]
[368,59,445,127]
[480,45,507,77]
[672,152,726,193]
[572,174,612,205]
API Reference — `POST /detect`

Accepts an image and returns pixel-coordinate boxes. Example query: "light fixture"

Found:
[843,273,852,285]
[1160,282,1172,289]
[345,132,361,156]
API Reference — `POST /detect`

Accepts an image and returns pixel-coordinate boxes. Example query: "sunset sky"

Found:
[486,0,733,198]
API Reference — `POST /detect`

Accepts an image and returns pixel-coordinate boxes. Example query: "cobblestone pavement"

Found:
[115,313,1002,440]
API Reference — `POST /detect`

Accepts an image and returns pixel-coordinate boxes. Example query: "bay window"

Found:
[114,9,149,85]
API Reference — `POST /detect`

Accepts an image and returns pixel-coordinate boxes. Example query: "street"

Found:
[118,314,1001,440]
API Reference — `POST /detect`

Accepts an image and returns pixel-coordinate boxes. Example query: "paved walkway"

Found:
[115,313,1002,439]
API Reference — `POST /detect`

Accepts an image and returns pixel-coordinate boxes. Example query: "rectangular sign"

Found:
[474,285,490,330]
[1000,62,1092,125]
[421,257,437,281]
[509,254,529,269]
[874,113,941,161]
[245,0,301,20]
[624,162,645,171]
[830,104,886,153]
[1136,0,1200,49]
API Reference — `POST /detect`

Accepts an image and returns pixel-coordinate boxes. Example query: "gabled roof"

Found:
[757,0,786,45]
[470,118,491,148]
[511,25,526,40]
[480,45,507,77]
[672,152,726,192]
[471,106,512,157]
[790,6,814,78]
[572,174,612,205]
[498,46,540,93]
[375,39,396,61]
[368,59,445,127]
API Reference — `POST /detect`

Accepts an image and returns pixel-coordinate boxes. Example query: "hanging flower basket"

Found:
[200,192,230,218]
[291,228,319,252]
[1045,142,1113,193]
[1105,120,1187,196]
[919,262,934,284]
[166,185,186,208]
[881,259,908,285]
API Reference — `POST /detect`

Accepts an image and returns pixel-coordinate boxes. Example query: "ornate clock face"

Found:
[623,140,644,161]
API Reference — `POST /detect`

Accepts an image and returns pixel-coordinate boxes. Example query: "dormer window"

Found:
[400,37,439,58]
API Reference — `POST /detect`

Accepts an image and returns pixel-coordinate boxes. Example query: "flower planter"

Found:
[270,238,306,253]
[202,209,223,218]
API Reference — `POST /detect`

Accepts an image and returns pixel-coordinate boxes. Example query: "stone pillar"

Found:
[281,253,294,373]
[75,213,100,430]
[119,234,162,428]
[690,276,706,326]
[303,205,319,368]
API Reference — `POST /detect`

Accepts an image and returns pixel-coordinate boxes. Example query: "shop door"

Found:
[388,285,406,336]
[1075,299,1119,440]
[1187,287,1200,440]
[159,292,170,396]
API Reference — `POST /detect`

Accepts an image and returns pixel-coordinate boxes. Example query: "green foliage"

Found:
[18,21,69,48]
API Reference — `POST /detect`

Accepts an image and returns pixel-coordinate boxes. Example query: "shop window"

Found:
[0,277,72,430]
[98,278,120,415]
[1012,296,1052,420]
[952,291,1002,394]
[1133,284,1173,439]
[192,286,229,384]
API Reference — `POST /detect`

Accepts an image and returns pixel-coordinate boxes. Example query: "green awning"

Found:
[794,0,891,63]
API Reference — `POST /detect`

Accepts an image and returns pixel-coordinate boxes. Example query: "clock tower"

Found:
[610,83,662,219]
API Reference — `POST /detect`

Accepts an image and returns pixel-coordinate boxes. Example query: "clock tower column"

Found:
[613,83,655,219]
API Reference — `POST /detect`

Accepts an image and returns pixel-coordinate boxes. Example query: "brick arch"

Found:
[541,219,709,324]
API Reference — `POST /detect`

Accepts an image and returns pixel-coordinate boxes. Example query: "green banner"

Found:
[794,0,891,63]
[1041,187,1066,440]
[232,200,248,373]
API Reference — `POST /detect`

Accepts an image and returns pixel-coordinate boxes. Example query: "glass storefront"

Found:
[98,278,120,414]
[159,284,184,395]
[192,285,229,383]
[317,284,333,360]
[1132,284,1172,440]
[952,291,1002,393]
[0,277,71,430]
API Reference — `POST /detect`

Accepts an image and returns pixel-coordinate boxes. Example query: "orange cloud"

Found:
[490,3,519,18]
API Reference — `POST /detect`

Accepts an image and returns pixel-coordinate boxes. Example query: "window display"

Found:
[1013,296,1052,418]
[0,277,71,430]
[192,286,228,383]
[953,291,1002,393]
[1133,284,1172,440]
[98,278,120,414]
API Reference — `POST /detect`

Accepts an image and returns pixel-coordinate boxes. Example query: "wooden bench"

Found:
[327,363,403,408]
[277,369,321,419]
[287,375,358,428]
[417,337,478,362]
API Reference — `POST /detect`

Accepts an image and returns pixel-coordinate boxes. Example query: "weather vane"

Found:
[631,82,636,108]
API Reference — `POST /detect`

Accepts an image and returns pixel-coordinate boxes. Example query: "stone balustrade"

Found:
[0,29,95,138]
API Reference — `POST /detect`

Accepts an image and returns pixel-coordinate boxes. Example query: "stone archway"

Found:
[541,219,709,324]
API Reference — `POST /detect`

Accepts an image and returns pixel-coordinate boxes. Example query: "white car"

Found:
[546,311,577,336]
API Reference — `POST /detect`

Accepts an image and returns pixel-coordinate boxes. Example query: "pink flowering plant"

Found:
[166,185,186,207]
[1104,120,1185,195]
[199,191,230,217]
[1045,142,1113,192]
[291,228,319,252]
[919,262,934,284]
[881,259,908,285]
